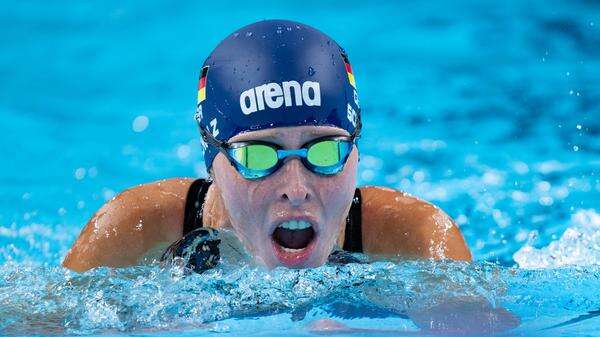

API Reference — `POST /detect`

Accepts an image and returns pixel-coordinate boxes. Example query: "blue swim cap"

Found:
[195,19,361,171]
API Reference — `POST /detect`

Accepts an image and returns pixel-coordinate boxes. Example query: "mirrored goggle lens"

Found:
[306,139,351,167]
[230,144,278,170]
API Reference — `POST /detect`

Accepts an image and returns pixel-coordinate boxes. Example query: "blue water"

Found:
[1,1,599,336]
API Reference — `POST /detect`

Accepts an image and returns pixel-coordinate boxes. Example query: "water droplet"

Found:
[286,27,292,31]
[136,219,143,231]
[307,66,315,76]
[132,115,149,132]
[74,168,86,180]
[233,32,239,37]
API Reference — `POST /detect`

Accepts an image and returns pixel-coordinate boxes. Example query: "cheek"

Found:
[317,149,358,221]
[213,155,268,232]
[213,156,252,221]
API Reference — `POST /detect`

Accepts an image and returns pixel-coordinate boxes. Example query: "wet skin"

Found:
[62,125,471,271]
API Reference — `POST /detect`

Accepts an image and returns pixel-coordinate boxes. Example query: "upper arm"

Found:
[360,186,472,261]
[62,178,194,272]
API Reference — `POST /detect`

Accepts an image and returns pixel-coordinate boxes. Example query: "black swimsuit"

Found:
[182,178,364,253]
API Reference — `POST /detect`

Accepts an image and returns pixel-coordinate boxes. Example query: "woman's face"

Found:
[212,125,358,269]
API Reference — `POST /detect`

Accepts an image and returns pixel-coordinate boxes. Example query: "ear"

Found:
[206,166,215,182]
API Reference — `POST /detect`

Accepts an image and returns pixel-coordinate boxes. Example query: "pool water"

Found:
[1,0,599,336]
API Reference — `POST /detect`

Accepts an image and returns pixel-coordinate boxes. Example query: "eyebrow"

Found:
[231,129,348,144]
[250,134,284,143]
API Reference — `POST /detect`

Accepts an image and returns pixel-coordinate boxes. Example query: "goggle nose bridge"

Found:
[276,148,309,160]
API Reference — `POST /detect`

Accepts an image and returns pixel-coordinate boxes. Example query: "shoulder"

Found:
[62,178,197,271]
[118,177,195,203]
[98,177,195,235]
[358,186,472,261]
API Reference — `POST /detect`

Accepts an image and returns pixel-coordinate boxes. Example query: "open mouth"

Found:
[272,220,315,251]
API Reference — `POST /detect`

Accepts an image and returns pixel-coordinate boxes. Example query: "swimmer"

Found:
[62,20,521,333]
[63,19,471,272]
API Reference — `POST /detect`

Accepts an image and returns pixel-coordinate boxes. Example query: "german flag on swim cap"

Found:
[341,52,356,88]
[197,66,209,103]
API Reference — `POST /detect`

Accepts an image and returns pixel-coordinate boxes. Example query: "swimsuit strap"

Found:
[182,179,363,253]
[343,188,363,253]
[182,178,211,236]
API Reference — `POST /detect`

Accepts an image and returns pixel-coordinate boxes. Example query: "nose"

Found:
[278,159,311,207]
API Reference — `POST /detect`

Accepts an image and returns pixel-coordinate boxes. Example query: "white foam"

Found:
[514,209,600,269]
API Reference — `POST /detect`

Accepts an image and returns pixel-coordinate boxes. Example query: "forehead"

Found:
[229,125,349,143]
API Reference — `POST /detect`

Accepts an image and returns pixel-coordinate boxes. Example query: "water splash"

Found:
[514,209,600,269]
[1,258,599,335]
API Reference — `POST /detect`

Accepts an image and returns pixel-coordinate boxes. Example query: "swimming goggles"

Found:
[199,119,361,180]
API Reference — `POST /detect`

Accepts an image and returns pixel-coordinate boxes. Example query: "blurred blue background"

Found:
[0,0,598,264]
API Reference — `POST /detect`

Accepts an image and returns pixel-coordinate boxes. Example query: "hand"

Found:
[407,296,520,334]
